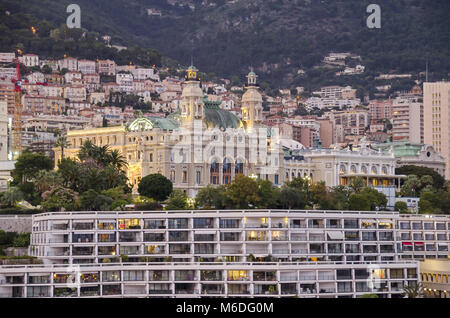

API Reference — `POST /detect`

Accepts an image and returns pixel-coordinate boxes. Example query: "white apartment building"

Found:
[0,52,15,64]
[320,86,344,99]
[26,72,45,84]
[131,68,158,81]
[77,60,96,75]
[0,260,419,298]
[116,73,134,93]
[64,86,87,102]
[58,57,78,72]
[65,71,82,84]
[4,208,447,298]
[18,54,39,67]
[0,68,16,79]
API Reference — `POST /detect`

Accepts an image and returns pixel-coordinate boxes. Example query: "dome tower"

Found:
[241,71,263,132]
[181,65,204,125]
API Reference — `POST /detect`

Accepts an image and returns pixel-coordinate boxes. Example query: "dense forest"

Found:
[0,0,449,90]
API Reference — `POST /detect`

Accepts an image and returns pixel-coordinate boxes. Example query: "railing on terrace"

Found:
[0,260,420,271]
[32,209,405,221]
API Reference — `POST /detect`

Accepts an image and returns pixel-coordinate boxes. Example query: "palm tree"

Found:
[403,282,424,298]
[78,141,110,166]
[107,149,128,171]
[54,136,71,160]
[78,140,95,162]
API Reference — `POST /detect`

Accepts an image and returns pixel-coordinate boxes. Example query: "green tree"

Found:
[138,174,173,202]
[166,190,188,210]
[396,165,445,190]
[419,191,441,214]
[394,201,409,213]
[257,180,280,208]
[0,187,24,208]
[348,194,370,211]
[11,151,53,184]
[225,175,259,209]
[400,175,421,197]
[195,185,227,209]
[360,187,387,211]
[12,233,30,247]
[279,186,306,209]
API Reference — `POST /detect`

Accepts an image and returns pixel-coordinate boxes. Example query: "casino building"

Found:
[56,68,283,197]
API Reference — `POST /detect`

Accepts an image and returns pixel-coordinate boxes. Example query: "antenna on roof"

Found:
[426,60,428,82]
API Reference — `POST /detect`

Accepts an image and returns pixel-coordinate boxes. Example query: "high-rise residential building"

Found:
[369,98,393,121]
[392,97,424,143]
[423,82,450,179]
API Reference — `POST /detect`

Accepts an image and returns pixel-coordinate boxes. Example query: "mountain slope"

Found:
[2,0,449,88]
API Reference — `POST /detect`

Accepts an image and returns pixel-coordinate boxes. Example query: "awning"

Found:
[379,220,393,223]
[327,231,344,240]
[414,242,424,245]
[402,242,412,246]
[438,243,448,246]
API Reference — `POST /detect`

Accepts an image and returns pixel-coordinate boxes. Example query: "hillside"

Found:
[1,0,449,90]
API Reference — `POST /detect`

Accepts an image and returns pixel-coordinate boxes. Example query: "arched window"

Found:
[361,166,368,174]
[339,164,346,174]
[381,166,388,175]
[350,165,357,174]
[223,158,232,184]
[371,166,378,175]
[210,159,219,185]
[235,159,244,175]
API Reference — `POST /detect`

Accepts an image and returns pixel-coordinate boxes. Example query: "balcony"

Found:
[102,285,121,296]
[98,222,115,230]
[201,271,222,281]
[144,220,165,229]
[254,284,278,295]
[73,223,94,231]
[97,233,115,243]
[145,245,165,255]
[290,220,307,228]
[246,231,267,241]
[119,232,139,243]
[80,286,99,297]
[201,284,224,295]
[175,283,196,295]
[72,247,94,256]
[118,219,141,230]
[253,272,276,281]
[54,287,78,297]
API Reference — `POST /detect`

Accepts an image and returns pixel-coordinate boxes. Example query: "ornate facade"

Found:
[56,68,285,197]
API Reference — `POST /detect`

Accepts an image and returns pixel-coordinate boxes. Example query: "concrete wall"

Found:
[0,216,33,233]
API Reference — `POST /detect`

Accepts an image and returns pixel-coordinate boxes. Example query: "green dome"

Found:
[203,100,242,130]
